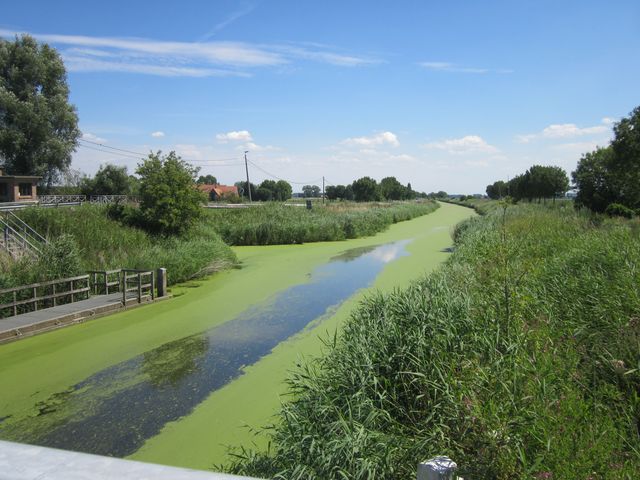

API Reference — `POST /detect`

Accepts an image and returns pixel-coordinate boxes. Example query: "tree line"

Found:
[486,165,569,202]
[326,176,416,202]
[572,106,640,217]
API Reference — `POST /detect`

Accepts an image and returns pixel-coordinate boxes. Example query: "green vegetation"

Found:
[0,35,80,187]
[573,106,640,215]
[486,165,569,202]
[0,204,236,289]
[228,203,640,479]
[326,176,416,202]
[206,201,439,245]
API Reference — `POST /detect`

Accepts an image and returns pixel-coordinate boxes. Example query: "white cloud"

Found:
[81,132,107,143]
[0,29,380,77]
[216,130,253,143]
[342,131,400,148]
[243,141,278,152]
[151,131,165,138]
[419,62,512,74]
[423,135,498,155]
[516,118,613,143]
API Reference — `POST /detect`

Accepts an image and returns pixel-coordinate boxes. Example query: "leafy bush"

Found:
[605,202,635,218]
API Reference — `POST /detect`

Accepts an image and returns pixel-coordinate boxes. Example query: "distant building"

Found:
[0,169,41,203]
[197,184,239,201]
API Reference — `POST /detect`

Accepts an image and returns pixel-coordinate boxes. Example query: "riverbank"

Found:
[0,202,474,470]
[228,203,640,479]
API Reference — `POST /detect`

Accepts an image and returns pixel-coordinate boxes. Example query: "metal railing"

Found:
[38,194,86,205]
[89,195,139,204]
[0,274,90,318]
[122,269,155,304]
[0,211,47,259]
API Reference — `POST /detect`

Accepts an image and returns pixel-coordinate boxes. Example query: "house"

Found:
[197,184,239,201]
[0,169,41,203]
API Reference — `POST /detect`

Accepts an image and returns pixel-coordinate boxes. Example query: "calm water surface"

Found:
[0,240,410,456]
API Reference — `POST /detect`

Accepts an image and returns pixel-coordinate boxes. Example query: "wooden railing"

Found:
[88,270,122,295]
[38,194,86,205]
[89,195,139,204]
[0,275,90,318]
[122,269,155,304]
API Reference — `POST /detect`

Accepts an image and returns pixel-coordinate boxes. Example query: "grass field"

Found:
[228,202,640,479]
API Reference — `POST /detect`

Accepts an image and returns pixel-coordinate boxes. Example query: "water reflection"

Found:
[1,240,410,457]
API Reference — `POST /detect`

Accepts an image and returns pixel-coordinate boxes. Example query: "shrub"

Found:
[605,202,635,218]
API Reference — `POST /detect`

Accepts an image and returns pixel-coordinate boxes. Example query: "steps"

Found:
[0,211,47,260]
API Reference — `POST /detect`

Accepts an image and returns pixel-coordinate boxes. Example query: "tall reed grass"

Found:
[0,205,236,288]
[206,201,439,246]
[228,203,640,479]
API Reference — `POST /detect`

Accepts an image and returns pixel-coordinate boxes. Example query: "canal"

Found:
[0,202,474,470]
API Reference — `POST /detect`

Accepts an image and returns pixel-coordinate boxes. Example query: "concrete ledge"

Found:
[0,440,260,480]
[0,295,171,344]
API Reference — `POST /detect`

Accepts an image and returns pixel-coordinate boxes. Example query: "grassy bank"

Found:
[228,203,640,479]
[0,204,237,288]
[206,201,439,245]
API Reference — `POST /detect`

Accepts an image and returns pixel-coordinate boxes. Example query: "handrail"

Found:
[0,274,91,295]
[38,194,86,204]
[0,221,42,256]
[4,211,47,245]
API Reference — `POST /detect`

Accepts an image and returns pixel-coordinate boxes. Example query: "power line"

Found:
[247,159,322,185]
[78,138,243,165]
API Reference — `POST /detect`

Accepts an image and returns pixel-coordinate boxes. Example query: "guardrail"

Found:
[122,269,155,304]
[0,274,90,318]
[38,194,87,205]
[90,195,139,204]
[88,269,122,295]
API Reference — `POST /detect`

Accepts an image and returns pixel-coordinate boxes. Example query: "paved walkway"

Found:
[0,293,131,343]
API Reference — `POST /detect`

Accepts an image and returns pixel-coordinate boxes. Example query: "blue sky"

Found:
[2,1,639,193]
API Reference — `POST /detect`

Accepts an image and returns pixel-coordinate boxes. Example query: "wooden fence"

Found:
[122,269,155,304]
[0,275,90,318]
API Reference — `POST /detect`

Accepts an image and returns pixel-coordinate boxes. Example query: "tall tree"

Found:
[352,177,380,202]
[610,106,640,209]
[87,163,131,195]
[572,147,617,213]
[379,176,405,200]
[0,35,80,187]
[196,174,217,185]
[302,185,321,198]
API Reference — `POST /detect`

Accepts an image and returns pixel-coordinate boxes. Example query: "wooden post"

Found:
[137,273,142,303]
[156,268,167,298]
[150,271,155,300]
[69,280,74,303]
[104,272,109,295]
[33,286,38,311]
[13,291,16,316]
[122,271,126,305]
[53,283,56,306]
[417,457,457,480]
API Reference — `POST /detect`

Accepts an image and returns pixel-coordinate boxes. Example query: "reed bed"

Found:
[206,201,439,246]
[228,203,640,479]
[1,205,237,288]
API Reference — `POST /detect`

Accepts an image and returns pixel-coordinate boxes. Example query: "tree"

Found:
[486,180,507,199]
[235,180,257,200]
[572,147,617,213]
[352,177,380,202]
[87,163,131,195]
[379,176,406,200]
[274,180,292,201]
[610,106,640,209]
[302,185,321,198]
[136,151,205,235]
[197,174,217,185]
[0,35,80,187]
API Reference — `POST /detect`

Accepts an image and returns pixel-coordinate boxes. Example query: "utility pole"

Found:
[244,151,252,203]
[322,176,325,204]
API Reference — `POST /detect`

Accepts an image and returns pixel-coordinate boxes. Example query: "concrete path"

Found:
[0,293,141,343]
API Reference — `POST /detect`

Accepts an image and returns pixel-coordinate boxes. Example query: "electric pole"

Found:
[244,151,252,203]
[322,176,325,204]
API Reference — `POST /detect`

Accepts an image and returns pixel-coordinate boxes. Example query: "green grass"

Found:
[227,203,640,479]
[0,204,237,288]
[205,201,439,246]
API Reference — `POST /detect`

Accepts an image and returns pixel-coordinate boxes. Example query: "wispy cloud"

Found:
[200,3,258,40]
[516,119,612,143]
[423,135,498,154]
[342,131,400,147]
[151,131,165,138]
[0,28,380,77]
[419,61,512,74]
